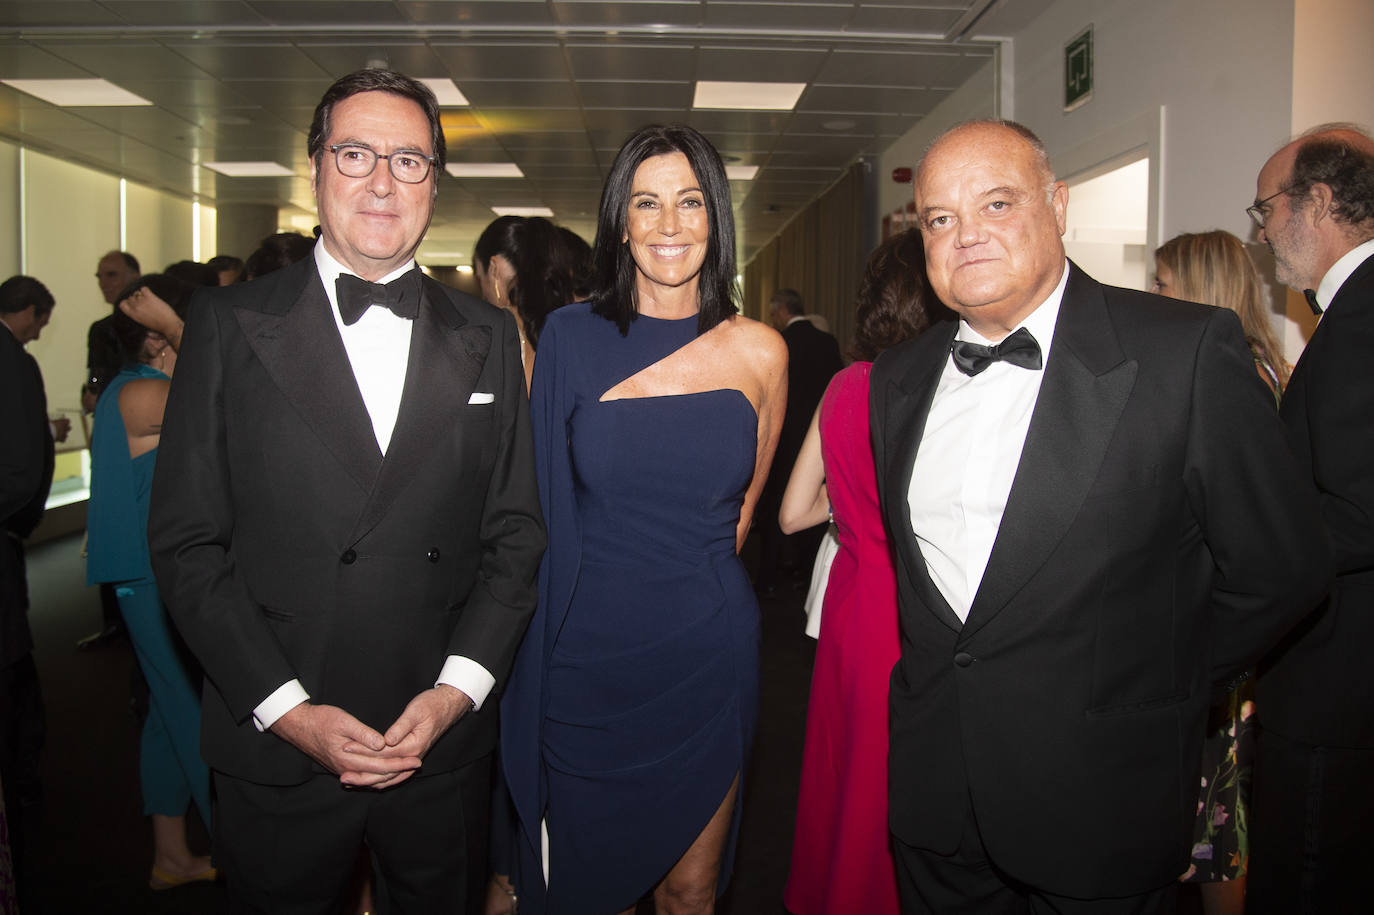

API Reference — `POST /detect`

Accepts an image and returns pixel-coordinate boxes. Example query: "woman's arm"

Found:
[779,403,829,534]
[735,325,788,553]
[119,287,185,352]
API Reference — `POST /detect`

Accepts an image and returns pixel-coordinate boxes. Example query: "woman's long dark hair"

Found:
[589,124,739,336]
[111,274,194,366]
[473,216,588,350]
[849,229,950,362]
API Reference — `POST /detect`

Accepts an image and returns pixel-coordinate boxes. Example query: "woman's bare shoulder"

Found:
[720,314,787,366]
[117,377,171,422]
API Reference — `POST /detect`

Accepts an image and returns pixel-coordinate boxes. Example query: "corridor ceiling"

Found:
[0,1,1051,265]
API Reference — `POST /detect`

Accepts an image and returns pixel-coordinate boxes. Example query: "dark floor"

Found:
[16,532,817,914]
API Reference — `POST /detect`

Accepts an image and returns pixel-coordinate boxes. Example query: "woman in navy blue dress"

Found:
[502,125,787,915]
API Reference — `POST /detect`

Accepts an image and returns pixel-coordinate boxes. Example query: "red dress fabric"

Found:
[784,362,901,915]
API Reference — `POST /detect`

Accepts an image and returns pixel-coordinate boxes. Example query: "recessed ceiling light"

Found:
[726,165,759,180]
[456,265,474,274]
[445,163,525,178]
[204,161,295,177]
[418,78,469,107]
[2,78,152,107]
[693,81,805,111]
[492,206,555,217]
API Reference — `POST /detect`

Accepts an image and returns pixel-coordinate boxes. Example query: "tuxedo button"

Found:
[427,548,440,563]
[341,549,357,565]
[953,652,974,668]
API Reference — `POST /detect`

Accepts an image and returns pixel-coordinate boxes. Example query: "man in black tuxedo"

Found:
[0,275,57,910]
[756,288,843,593]
[870,120,1331,912]
[1246,124,1374,912]
[148,70,545,913]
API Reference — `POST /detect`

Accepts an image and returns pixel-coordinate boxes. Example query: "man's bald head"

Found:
[1255,123,1374,291]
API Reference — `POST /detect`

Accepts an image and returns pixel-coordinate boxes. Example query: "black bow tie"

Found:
[1302,288,1323,316]
[336,270,421,326]
[951,327,1043,376]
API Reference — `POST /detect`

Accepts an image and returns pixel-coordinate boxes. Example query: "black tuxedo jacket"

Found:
[779,318,843,462]
[1261,250,1374,747]
[149,257,545,786]
[1,330,53,669]
[871,263,1331,898]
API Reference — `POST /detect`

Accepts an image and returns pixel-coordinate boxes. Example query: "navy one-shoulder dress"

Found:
[502,302,761,914]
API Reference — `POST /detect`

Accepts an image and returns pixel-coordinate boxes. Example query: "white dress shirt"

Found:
[252,245,495,730]
[907,260,1069,622]
[1315,238,1374,312]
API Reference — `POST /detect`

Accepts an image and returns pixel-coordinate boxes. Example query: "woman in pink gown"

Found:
[780,229,946,915]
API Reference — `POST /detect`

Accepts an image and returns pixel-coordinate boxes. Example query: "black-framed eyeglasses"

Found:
[1245,184,1294,229]
[328,144,435,184]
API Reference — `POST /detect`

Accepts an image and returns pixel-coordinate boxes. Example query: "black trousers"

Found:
[892,805,1177,915]
[0,652,45,912]
[1247,727,1374,914]
[215,753,492,915]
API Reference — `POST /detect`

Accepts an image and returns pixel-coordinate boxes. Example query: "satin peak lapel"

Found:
[352,279,491,540]
[234,268,382,493]
[884,321,964,632]
[961,266,1137,641]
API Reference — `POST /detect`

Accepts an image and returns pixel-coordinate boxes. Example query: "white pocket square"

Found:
[468,392,495,405]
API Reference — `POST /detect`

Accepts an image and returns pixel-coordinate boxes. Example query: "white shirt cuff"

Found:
[437,655,495,711]
[253,679,310,732]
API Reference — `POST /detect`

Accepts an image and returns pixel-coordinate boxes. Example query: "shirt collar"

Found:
[313,242,418,316]
[785,314,810,327]
[1315,238,1374,310]
[955,257,1069,355]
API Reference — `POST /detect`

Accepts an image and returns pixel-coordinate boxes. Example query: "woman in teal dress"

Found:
[86,275,216,891]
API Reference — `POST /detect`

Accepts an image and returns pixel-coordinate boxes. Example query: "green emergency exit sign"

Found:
[1065,26,1093,111]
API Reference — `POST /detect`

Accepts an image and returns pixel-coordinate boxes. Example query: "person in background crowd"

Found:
[1245,123,1374,914]
[243,231,316,280]
[163,260,219,288]
[0,275,58,912]
[80,255,144,643]
[473,215,590,391]
[1152,228,1284,914]
[1154,230,1288,398]
[781,228,947,915]
[871,118,1330,912]
[756,287,843,596]
[86,275,215,891]
[206,255,245,286]
[84,251,141,416]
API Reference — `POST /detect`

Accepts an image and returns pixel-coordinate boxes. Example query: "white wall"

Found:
[0,142,19,280]
[6,141,212,419]
[23,147,122,417]
[1063,157,1150,290]
[1011,0,1295,247]
[877,59,998,230]
[1281,0,1374,357]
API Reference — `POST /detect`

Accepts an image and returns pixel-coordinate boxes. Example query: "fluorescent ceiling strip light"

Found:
[492,206,555,217]
[418,78,470,107]
[2,78,153,107]
[446,162,525,178]
[693,81,805,111]
[204,161,295,177]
